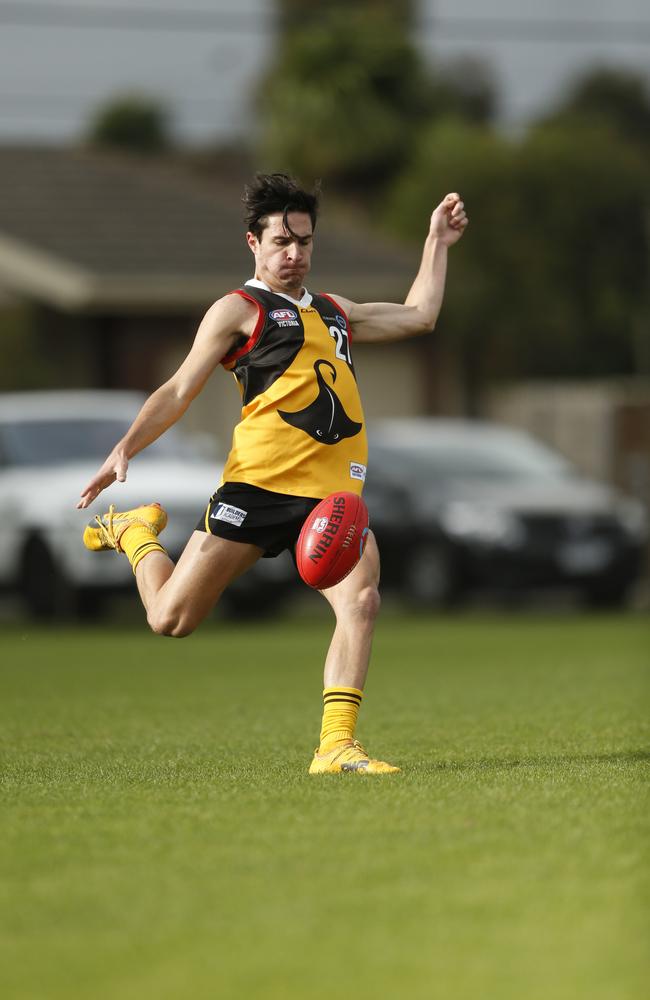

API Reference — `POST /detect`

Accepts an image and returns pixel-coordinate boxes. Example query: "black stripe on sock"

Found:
[131,541,164,560]
[324,694,363,705]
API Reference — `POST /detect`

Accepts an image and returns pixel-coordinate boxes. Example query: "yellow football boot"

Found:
[83,502,167,552]
[309,740,400,775]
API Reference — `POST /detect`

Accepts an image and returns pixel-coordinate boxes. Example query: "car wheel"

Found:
[20,536,105,620]
[403,542,460,608]
[21,535,73,619]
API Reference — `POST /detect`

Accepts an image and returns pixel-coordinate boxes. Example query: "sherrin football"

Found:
[297,492,370,590]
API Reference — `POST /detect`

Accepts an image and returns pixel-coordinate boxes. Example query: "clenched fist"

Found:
[429,193,468,246]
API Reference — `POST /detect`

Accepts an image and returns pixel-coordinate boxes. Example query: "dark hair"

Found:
[243,172,320,239]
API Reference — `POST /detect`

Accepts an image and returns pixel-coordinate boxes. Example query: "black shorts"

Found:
[196,482,322,558]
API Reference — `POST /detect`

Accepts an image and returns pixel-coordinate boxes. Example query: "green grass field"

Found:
[1,612,648,1000]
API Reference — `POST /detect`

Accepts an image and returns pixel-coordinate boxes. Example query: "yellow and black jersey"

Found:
[220,280,367,499]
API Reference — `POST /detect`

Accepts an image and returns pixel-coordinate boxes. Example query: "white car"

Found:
[0,391,297,618]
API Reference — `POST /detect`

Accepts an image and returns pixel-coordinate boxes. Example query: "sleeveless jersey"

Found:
[220,281,367,499]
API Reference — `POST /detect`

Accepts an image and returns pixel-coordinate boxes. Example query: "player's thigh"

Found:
[158,531,263,622]
[319,529,381,616]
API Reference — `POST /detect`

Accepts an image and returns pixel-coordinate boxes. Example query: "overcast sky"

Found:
[0,0,648,145]
[424,0,650,129]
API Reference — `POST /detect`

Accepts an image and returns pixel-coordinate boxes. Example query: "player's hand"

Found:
[76,449,128,509]
[429,193,468,246]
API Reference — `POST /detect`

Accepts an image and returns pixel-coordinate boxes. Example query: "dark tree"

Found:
[87,95,171,155]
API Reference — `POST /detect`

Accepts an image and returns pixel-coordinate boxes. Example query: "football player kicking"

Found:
[78,173,468,774]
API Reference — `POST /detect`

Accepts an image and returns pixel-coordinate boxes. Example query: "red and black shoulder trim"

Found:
[221,289,266,369]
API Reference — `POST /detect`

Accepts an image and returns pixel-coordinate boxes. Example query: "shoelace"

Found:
[93,504,162,551]
[94,504,118,548]
[331,740,370,762]
[314,740,371,762]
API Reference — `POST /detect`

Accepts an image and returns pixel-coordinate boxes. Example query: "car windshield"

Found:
[370,431,574,483]
[1,419,193,466]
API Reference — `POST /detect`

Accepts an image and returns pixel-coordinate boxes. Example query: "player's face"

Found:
[246,212,314,295]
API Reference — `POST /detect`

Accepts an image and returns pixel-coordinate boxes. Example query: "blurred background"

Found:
[0,0,648,619]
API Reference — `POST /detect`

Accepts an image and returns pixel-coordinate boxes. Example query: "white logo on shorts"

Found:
[312,516,329,533]
[210,503,248,527]
[349,462,366,482]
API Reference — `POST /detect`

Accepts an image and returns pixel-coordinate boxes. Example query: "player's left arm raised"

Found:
[332,193,468,343]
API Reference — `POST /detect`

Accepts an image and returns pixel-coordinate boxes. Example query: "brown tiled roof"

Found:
[0,146,418,310]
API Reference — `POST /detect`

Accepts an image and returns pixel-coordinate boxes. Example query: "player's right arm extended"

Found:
[77,294,253,509]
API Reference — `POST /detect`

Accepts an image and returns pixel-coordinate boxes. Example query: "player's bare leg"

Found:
[320,529,381,690]
[309,531,399,774]
[83,503,262,636]
[137,532,263,637]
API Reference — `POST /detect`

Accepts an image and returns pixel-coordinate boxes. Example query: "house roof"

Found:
[0,146,419,312]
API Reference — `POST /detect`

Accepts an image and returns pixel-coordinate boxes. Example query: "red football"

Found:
[296,492,370,590]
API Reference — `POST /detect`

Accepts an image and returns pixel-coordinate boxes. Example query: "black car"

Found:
[364,419,648,608]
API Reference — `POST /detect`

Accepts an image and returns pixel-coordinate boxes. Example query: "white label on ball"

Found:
[349,462,366,482]
[210,503,248,527]
[312,516,329,533]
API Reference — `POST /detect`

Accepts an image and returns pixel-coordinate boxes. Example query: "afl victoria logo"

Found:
[269,308,299,326]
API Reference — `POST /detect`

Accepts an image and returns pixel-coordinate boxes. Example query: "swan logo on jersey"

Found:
[269,308,300,327]
[278,359,362,444]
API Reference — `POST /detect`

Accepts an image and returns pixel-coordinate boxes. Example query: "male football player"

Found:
[78,173,468,774]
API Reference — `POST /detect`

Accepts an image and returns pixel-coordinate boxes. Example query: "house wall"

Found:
[0,304,97,391]
[487,379,650,509]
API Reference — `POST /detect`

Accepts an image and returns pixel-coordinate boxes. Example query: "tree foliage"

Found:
[256,5,494,190]
[386,114,649,402]
[429,57,497,125]
[87,95,171,154]
[543,67,650,149]
[277,0,412,29]
[257,12,649,401]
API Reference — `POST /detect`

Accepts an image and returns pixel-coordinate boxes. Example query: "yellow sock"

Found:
[119,523,167,573]
[319,686,363,750]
